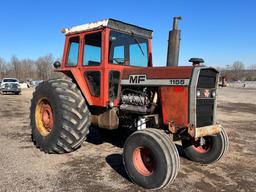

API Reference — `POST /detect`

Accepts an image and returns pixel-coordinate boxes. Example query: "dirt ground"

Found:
[0,87,255,192]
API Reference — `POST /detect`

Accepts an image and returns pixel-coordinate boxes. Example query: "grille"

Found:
[196,69,217,127]
[5,83,18,88]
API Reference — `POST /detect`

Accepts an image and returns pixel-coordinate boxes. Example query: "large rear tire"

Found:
[123,128,180,190]
[30,78,91,153]
[181,127,229,164]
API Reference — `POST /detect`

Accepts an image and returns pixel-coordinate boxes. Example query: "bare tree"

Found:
[230,61,245,80]
[10,56,22,79]
[0,57,6,79]
[245,64,256,81]
[21,59,36,80]
[249,64,256,70]
[35,54,54,80]
[231,61,245,71]
[0,54,58,81]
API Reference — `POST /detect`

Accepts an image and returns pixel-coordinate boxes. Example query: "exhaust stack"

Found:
[166,16,182,66]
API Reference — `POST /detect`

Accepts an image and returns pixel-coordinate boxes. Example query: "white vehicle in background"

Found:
[0,78,21,95]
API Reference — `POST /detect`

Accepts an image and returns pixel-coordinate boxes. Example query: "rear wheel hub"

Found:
[35,98,53,136]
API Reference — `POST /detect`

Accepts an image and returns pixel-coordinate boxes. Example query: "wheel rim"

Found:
[35,98,54,136]
[132,147,156,176]
[192,137,212,153]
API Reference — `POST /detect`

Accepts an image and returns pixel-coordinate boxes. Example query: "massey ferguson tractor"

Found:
[30,17,229,189]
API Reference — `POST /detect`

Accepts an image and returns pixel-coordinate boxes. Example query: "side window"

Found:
[85,71,101,97]
[66,37,80,66]
[109,71,120,99]
[113,46,124,64]
[83,32,101,66]
[130,43,148,67]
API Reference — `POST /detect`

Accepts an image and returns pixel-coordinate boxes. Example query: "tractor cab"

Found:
[57,19,153,107]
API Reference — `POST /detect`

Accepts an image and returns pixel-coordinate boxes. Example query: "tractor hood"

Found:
[121,66,194,86]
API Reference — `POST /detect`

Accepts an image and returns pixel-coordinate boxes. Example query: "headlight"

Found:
[1,84,5,88]
[109,101,114,108]
[212,90,216,97]
[196,90,201,97]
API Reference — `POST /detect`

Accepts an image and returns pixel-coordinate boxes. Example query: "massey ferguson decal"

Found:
[121,74,190,86]
[129,75,147,84]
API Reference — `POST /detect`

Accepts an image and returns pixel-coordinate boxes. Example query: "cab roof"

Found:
[61,18,153,39]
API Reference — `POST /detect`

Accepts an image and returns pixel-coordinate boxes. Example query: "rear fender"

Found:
[56,68,93,105]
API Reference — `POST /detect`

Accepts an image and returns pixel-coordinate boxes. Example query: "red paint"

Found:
[174,86,185,92]
[55,24,194,121]
[160,86,189,126]
[39,100,53,132]
[193,137,212,154]
[132,147,155,176]
[56,27,157,107]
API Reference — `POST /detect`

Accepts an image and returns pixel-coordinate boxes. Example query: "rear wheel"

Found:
[123,128,180,189]
[181,127,229,164]
[30,78,91,153]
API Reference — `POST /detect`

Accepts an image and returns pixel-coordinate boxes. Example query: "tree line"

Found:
[0,54,62,82]
[217,61,256,81]
[0,56,255,82]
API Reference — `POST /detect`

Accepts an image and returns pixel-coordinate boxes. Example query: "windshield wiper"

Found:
[131,32,145,56]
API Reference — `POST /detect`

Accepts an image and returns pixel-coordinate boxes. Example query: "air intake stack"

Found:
[166,16,182,66]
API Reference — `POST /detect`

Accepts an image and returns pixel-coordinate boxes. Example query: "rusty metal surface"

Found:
[187,123,195,138]
[194,124,222,138]
[122,66,193,79]
[168,121,177,133]
[62,18,153,39]
[166,17,182,67]
[91,108,119,130]
[160,86,189,126]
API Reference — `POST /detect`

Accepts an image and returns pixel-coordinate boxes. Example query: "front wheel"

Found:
[181,127,229,164]
[123,129,180,190]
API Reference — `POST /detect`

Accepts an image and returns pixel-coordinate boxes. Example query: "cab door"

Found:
[79,30,107,107]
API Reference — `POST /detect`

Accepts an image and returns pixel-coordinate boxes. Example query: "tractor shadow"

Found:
[175,144,188,159]
[86,126,129,148]
[173,134,189,159]
[105,154,132,182]
[86,127,189,183]
[86,126,132,182]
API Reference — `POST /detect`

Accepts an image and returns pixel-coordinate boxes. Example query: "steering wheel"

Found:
[113,58,125,64]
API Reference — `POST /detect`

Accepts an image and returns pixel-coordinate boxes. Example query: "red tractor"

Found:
[30,17,229,189]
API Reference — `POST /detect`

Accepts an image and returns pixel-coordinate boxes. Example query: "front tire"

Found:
[30,78,91,153]
[123,129,180,190]
[182,127,229,164]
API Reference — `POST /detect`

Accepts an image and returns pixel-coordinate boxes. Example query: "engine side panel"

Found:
[122,66,193,80]
[160,86,189,126]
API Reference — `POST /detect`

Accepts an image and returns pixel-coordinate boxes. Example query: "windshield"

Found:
[3,79,18,83]
[109,31,148,67]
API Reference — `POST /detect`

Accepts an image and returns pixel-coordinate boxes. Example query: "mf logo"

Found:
[129,74,147,84]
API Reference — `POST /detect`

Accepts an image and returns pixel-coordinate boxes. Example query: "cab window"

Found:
[83,32,102,66]
[130,43,148,67]
[66,36,80,66]
[109,31,148,67]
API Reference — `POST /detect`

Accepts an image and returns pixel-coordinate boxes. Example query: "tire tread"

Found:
[30,78,91,154]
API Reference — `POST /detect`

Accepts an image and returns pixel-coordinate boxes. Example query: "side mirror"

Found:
[53,61,61,68]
